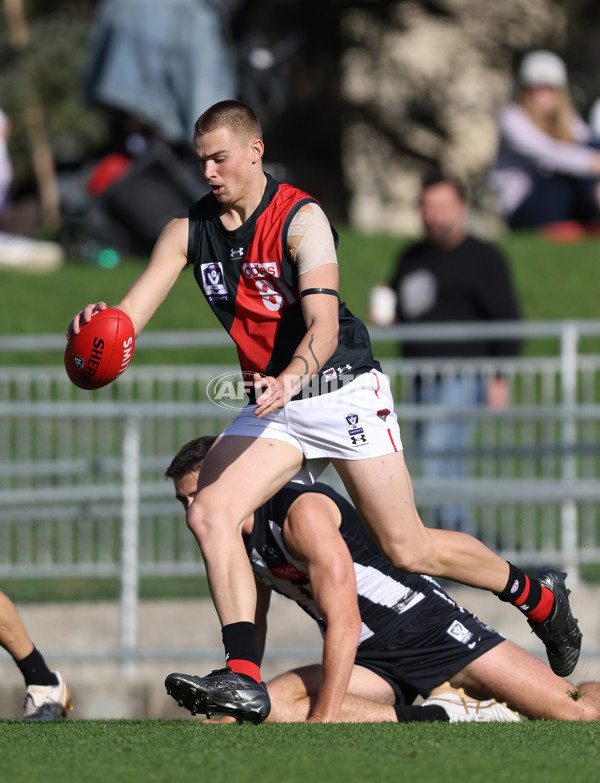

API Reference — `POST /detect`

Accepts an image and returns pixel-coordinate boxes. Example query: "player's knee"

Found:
[265,675,311,723]
[185,496,235,545]
[385,547,425,573]
[379,533,434,574]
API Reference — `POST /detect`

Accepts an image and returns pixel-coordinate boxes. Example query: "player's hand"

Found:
[66,302,107,340]
[253,373,285,418]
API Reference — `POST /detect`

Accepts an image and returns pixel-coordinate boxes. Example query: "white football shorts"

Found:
[219,369,402,476]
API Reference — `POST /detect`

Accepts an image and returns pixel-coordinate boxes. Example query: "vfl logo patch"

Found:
[345,412,368,447]
[200,262,228,300]
[377,408,391,421]
[446,620,473,645]
[345,413,359,428]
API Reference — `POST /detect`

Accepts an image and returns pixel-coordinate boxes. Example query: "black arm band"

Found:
[300,288,339,297]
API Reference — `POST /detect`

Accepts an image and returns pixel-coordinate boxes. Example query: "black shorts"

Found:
[354,589,504,705]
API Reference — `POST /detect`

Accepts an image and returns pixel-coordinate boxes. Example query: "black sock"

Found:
[16,647,58,687]
[222,622,261,682]
[495,562,554,622]
[394,704,449,722]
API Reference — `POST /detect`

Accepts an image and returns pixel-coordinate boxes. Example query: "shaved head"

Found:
[194,101,263,145]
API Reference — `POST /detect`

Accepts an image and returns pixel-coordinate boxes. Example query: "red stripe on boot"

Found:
[227,659,261,683]
[526,586,555,623]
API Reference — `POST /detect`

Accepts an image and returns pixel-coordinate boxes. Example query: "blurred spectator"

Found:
[83,0,238,147]
[60,0,243,260]
[0,109,12,212]
[0,108,64,272]
[489,50,600,239]
[369,171,521,533]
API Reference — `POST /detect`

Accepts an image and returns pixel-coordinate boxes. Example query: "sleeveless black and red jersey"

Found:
[188,174,379,398]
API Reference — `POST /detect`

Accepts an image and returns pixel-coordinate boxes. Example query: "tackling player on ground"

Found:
[164,437,599,724]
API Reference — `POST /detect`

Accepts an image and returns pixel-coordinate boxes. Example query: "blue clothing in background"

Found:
[84,0,238,145]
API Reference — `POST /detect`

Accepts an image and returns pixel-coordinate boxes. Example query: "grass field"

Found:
[1,720,599,783]
[2,227,600,341]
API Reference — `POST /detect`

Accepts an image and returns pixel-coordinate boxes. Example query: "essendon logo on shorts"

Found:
[270,563,308,581]
[242,261,278,279]
[377,408,391,421]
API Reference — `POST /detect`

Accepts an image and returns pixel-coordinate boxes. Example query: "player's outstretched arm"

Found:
[66,215,189,340]
[117,215,189,334]
[283,493,362,723]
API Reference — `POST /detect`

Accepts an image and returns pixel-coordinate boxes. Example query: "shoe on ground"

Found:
[22,671,73,722]
[165,668,271,724]
[0,231,64,272]
[528,568,582,677]
[422,683,520,723]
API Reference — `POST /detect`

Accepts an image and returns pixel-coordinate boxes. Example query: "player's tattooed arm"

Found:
[254,257,339,418]
[290,335,320,394]
[254,328,334,418]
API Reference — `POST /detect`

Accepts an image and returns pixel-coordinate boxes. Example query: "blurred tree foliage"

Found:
[1,0,599,213]
[0,0,106,193]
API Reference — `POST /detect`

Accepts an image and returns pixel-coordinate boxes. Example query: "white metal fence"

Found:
[2,320,600,664]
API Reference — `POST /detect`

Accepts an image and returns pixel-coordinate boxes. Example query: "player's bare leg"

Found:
[266,664,397,723]
[187,435,305,626]
[0,592,72,722]
[0,591,34,660]
[333,452,582,677]
[167,437,305,723]
[333,451,510,591]
[449,640,600,721]
[265,663,517,723]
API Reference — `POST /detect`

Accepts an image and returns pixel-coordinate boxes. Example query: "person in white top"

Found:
[0,107,64,271]
[490,50,600,232]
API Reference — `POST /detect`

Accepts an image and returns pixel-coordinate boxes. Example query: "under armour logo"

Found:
[230,247,245,258]
[350,434,367,446]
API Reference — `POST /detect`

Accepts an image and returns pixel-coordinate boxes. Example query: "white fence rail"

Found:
[2,320,600,665]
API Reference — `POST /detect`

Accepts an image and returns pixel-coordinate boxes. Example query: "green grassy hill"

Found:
[1,228,599,340]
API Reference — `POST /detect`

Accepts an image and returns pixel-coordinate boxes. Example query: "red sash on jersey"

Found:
[229,184,309,374]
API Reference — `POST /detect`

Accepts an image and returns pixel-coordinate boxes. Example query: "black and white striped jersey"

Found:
[245,482,452,649]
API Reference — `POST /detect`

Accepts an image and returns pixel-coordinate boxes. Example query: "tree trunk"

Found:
[3,0,62,231]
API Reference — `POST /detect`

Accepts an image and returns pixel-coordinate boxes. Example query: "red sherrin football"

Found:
[64,308,135,390]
